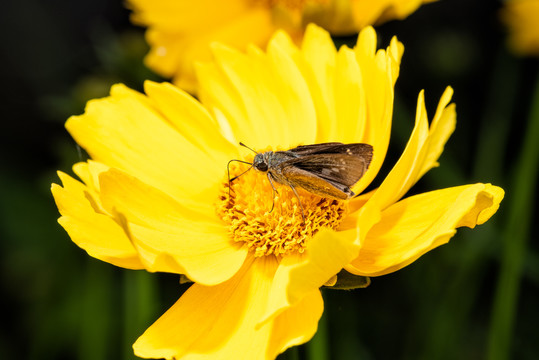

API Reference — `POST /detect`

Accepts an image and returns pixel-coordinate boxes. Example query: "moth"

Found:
[228,142,373,221]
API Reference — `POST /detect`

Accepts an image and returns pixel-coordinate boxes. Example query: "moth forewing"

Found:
[289,143,373,158]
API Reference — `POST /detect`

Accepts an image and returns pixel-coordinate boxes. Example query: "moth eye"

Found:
[256,162,268,172]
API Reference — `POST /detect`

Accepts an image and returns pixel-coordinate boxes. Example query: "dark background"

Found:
[1,0,537,359]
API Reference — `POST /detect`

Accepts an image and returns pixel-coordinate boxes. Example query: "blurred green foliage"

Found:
[0,0,537,359]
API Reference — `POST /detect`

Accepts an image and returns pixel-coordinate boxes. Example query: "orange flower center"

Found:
[217,160,348,257]
[251,0,328,11]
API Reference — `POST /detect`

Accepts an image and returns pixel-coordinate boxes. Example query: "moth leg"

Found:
[267,173,278,214]
[288,184,306,223]
[227,159,252,199]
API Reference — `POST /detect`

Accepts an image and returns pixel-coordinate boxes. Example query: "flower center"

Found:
[252,0,328,11]
[217,160,348,257]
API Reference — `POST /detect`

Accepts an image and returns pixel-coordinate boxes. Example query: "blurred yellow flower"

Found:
[501,0,539,56]
[52,25,503,359]
[128,0,437,92]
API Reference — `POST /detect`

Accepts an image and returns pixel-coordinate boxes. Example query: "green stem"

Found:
[306,303,330,360]
[123,271,159,360]
[487,71,539,360]
[79,260,115,360]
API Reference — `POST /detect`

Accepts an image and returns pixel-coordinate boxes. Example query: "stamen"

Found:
[217,162,348,257]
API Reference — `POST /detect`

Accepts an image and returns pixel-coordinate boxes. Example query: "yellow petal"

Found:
[173,8,276,92]
[72,160,110,193]
[129,0,252,33]
[130,0,275,91]
[203,35,317,151]
[362,87,454,214]
[51,171,143,269]
[262,228,359,324]
[267,289,323,357]
[143,81,238,162]
[300,24,338,141]
[350,0,437,29]
[98,168,247,285]
[347,183,504,276]
[333,46,367,143]
[350,27,403,194]
[301,0,357,35]
[266,35,318,147]
[66,84,226,205]
[417,87,456,178]
[202,44,278,149]
[501,0,539,56]
[196,61,248,145]
[134,256,322,359]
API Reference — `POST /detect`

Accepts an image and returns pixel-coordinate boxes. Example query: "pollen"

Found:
[217,163,348,257]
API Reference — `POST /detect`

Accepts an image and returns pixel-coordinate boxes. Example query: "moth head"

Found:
[253,153,269,172]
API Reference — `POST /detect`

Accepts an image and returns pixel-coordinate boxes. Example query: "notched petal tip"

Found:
[51,171,144,269]
[349,183,504,277]
[460,184,505,227]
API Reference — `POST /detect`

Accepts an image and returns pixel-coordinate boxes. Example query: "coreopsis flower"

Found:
[52,25,503,359]
[128,0,437,92]
[501,0,539,56]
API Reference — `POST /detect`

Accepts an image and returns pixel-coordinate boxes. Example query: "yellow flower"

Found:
[128,0,437,92]
[52,25,503,359]
[501,0,539,56]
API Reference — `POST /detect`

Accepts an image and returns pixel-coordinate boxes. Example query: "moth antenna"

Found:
[239,142,259,154]
[266,173,278,214]
[288,184,306,224]
[227,159,253,200]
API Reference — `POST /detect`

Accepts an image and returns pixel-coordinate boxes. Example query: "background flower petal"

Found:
[129,0,275,91]
[66,84,228,205]
[129,0,252,33]
[347,183,504,276]
[500,0,539,56]
[52,171,143,269]
[98,168,247,285]
[350,0,437,29]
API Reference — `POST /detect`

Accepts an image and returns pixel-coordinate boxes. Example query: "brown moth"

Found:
[228,142,373,221]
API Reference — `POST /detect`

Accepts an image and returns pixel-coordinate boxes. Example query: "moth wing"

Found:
[281,151,372,187]
[288,143,372,157]
[287,142,345,155]
[280,165,353,200]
